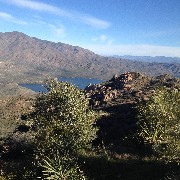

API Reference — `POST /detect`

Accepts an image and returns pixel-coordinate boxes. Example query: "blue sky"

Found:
[0,0,180,57]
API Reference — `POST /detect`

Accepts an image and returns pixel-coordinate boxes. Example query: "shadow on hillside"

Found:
[90,102,180,180]
[0,155,41,180]
[94,102,141,153]
[82,155,179,180]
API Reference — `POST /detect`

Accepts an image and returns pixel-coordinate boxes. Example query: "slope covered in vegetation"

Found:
[0,72,179,179]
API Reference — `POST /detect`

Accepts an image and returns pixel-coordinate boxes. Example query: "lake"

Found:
[19,77,103,93]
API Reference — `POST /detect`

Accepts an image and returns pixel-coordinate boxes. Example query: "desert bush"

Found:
[137,88,180,163]
[42,152,86,180]
[29,80,98,179]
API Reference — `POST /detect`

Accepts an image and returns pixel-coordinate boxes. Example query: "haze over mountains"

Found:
[0,31,180,84]
[113,55,180,64]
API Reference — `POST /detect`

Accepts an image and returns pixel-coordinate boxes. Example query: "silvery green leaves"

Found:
[137,88,180,163]
[30,80,98,179]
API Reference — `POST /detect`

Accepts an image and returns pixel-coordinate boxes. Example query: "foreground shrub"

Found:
[42,153,86,180]
[137,88,180,163]
[29,80,98,179]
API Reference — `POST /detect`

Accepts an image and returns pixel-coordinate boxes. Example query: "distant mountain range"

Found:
[0,31,179,84]
[112,55,180,64]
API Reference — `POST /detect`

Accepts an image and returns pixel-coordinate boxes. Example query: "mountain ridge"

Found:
[112,55,180,64]
[0,31,180,84]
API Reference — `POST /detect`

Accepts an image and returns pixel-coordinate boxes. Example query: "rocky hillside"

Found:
[85,72,180,108]
[0,72,179,169]
[0,31,180,84]
[85,72,180,148]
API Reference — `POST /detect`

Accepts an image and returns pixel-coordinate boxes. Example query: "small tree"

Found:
[137,88,180,163]
[29,80,98,179]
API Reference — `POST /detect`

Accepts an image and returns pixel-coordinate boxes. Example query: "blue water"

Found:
[19,83,48,93]
[19,77,103,93]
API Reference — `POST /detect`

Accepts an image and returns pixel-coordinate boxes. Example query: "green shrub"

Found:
[137,88,180,163]
[42,153,86,180]
[29,80,98,179]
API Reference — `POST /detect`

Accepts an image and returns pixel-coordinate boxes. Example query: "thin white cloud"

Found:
[55,27,65,37]
[48,24,66,37]
[82,44,180,58]
[107,40,114,45]
[92,34,114,45]
[31,16,66,38]
[0,11,27,25]
[80,16,110,29]
[100,35,107,41]
[6,0,110,29]
[92,35,107,42]
[10,0,71,17]
[35,20,46,25]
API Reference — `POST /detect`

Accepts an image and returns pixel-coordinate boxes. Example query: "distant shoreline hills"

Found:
[0,31,179,85]
[112,55,180,64]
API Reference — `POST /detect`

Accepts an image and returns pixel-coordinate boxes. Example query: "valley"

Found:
[0,31,180,179]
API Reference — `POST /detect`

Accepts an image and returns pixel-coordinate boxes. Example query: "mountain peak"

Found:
[0,31,179,84]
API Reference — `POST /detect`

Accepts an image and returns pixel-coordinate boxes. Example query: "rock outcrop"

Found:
[85,72,179,108]
[85,72,180,149]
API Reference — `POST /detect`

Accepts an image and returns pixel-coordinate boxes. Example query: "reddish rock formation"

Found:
[85,72,179,109]
[85,72,180,149]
